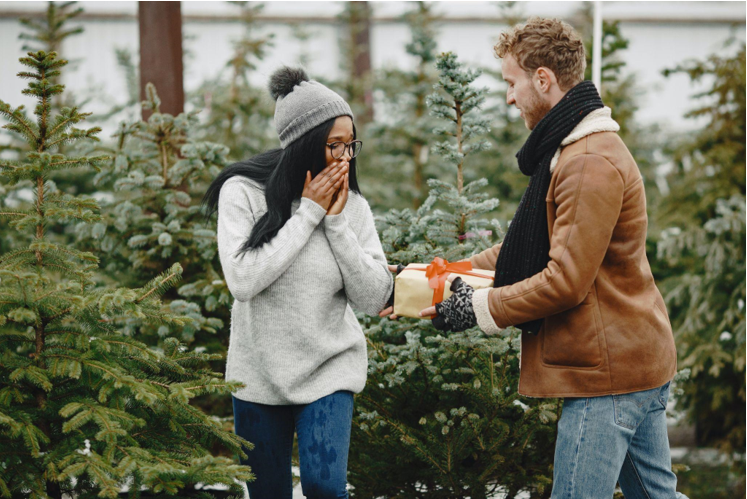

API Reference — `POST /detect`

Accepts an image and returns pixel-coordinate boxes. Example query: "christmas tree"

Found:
[572,4,664,220]
[18,1,85,109]
[364,1,441,210]
[2,1,89,162]
[191,1,277,161]
[79,84,229,343]
[76,83,236,420]
[348,52,557,499]
[12,1,106,243]
[657,43,746,461]
[0,51,252,498]
[1,1,92,284]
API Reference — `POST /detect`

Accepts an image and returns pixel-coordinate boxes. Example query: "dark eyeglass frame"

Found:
[326,140,363,159]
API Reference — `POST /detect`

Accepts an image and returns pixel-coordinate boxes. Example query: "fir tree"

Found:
[191,1,276,161]
[13,1,106,235]
[3,2,87,156]
[0,51,252,498]
[364,1,440,210]
[348,52,557,499]
[572,5,664,216]
[1,1,93,272]
[656,42,746,459]
[18,1,83,52]
[18,1,84,107]
[76,84,235,418]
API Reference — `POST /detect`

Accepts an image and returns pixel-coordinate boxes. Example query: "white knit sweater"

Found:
[217,176,393,405]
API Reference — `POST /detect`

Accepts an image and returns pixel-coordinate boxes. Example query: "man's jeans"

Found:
[233,391,354,499]
[551,381,688,499]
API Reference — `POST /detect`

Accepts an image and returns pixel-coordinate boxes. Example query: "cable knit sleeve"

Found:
[217,179,327,302]
[323,193,394,316]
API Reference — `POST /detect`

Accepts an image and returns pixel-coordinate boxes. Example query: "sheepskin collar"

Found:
[549,106,620,172]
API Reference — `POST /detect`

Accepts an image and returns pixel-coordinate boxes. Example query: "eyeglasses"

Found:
[326,140,363,159]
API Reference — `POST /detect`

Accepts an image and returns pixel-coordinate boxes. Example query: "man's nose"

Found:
[506,90,515,106]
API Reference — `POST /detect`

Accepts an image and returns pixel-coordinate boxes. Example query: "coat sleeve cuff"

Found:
[473,288,503,335]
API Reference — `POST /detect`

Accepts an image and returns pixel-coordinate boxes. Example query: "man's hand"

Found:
[418,273,460,318]
[419,277,477,332]
[379,264,405,320]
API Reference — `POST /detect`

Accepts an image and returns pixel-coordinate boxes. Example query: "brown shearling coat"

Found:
[470,130,677,398]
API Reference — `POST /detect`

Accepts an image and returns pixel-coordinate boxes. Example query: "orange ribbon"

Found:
[410,258,493,316]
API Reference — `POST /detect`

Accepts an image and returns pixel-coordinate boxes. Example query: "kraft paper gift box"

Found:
[393,257,495,319]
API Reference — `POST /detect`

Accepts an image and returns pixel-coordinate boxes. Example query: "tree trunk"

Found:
[347,1,373,123]
[138,1,184,119]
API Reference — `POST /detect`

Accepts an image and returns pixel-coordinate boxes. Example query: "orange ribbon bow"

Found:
[424,257,474,308]
[409,258,492,319]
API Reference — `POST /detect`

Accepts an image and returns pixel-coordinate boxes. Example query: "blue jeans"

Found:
[551,381,688,499]
[232,391,353,499]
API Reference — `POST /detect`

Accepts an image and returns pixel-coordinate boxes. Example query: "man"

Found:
[416,17,685,499]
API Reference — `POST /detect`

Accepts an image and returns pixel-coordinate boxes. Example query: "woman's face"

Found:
[325,116,355,166]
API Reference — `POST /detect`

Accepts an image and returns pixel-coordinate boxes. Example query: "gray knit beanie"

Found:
[269,67,354,149]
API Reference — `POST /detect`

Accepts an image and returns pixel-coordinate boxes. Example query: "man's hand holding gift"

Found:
[378,257,491,332]
[418,276,477,332]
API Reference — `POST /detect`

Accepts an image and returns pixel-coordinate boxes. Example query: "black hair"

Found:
[202,117,360,251]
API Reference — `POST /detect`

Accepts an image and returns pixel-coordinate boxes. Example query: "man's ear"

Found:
[535,67,557,94]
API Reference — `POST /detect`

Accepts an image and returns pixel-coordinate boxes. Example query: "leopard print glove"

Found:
[433,277,477,332]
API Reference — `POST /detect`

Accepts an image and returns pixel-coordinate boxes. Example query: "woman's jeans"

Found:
[233,391,354,499]
[551,381,688,499]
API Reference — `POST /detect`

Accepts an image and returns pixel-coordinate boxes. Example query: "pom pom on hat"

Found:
[268,66,309,101]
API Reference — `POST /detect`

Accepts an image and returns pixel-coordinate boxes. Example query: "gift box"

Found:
[393,257,495,319]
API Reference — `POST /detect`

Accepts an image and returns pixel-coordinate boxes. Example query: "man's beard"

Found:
[522,86,552,130]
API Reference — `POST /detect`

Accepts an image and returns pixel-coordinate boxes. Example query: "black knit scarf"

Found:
[493,80,603,335]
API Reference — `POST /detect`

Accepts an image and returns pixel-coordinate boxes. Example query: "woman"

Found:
[202,67,393,499]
